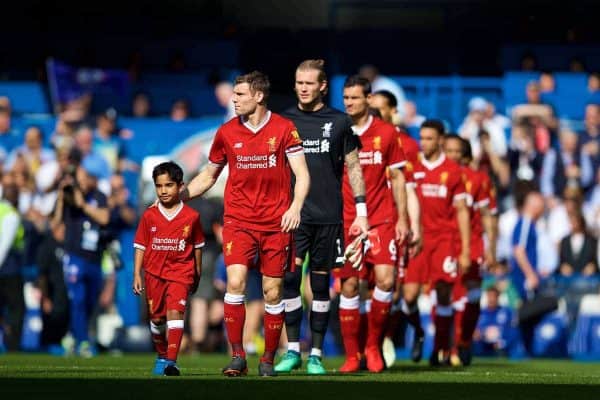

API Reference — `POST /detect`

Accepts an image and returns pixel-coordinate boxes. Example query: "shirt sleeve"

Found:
[193,216,206,249]
[452,169,468,203]
[344,116,361,155]
[404,161,416,188]
[513,218,532,248]
[285,122,304,157]
[133,212,148,250]
[208,128,227,166]
[387,133,407,170]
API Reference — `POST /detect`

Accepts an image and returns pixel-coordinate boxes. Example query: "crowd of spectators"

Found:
[0,67,599,359]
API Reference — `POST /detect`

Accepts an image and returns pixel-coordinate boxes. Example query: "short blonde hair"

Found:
[297,59,327,83]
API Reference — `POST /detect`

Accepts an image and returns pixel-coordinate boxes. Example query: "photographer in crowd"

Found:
[52,156,109,356]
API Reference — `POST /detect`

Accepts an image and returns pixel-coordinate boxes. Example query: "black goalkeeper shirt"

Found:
[283,105,360,224]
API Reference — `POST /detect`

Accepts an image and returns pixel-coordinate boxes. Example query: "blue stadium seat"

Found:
[569,294,600,361]
[0,82,50,114]
[551,73,588,119]
[502,71,539,112]
[531,311,569,358]
[132,71,239,117]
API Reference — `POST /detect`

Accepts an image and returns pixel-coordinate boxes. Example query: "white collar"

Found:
[158,201,183,222]
[351,115,373,137]
[241,111,272,134]
[421,152,446,170]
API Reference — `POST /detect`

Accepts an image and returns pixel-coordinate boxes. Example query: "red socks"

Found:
[224,293,246,358]
[453,307,465,348]
[367,288,392,349]
[358,304,369,354]
[261,302,285,364]
[339,295,361,360]
[166,320,184,361]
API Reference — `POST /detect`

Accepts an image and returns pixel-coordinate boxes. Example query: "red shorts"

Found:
[406,234,458,285]
[337,222,397,280]
[222,223,292,278]
[144,273,191,319]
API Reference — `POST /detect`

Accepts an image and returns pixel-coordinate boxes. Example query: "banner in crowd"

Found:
[46,58,130,109]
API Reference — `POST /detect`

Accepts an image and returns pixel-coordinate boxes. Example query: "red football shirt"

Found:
[343,116,406,226]
[134,202,205,285]
[396,128,420,165]
[463,166,488,255]
[413,153,467,238]
[208,111,304,232]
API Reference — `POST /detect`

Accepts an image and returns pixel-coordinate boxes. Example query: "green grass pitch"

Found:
[1,354,599,400]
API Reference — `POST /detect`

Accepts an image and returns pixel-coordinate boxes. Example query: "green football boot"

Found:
[274,350,302,373]
[306,355,327,375]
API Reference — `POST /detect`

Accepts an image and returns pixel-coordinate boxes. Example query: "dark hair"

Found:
[514,179,537,209]
[444,133,472,160]
[368,107,382,118]
[172,98,190,112]
[569,210,587,232]
[1,183,19,208]
[421,119,445,136]
[343,75,371,96]
[373,90,397,108]
[133,91,150,100]
[235,71,270,103]
[152,161,184,185]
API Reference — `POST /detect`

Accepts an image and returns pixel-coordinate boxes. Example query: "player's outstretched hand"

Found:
[133,274,144,295]
[281,205,301,232]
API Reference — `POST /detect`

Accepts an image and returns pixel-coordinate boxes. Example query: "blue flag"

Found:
[46,58,130,107]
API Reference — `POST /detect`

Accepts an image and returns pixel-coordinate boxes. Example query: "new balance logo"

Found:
[234,142,243,148]
[151,226,157,232]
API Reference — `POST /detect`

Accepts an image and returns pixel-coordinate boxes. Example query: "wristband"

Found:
[355,203,367,217]
[354,195,366,204]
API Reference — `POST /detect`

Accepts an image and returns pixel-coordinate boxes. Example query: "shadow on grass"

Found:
[387,362,519,373]
[2,378,598,400]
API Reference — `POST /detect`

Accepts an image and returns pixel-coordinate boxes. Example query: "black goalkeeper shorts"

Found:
[294,223,345,272]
